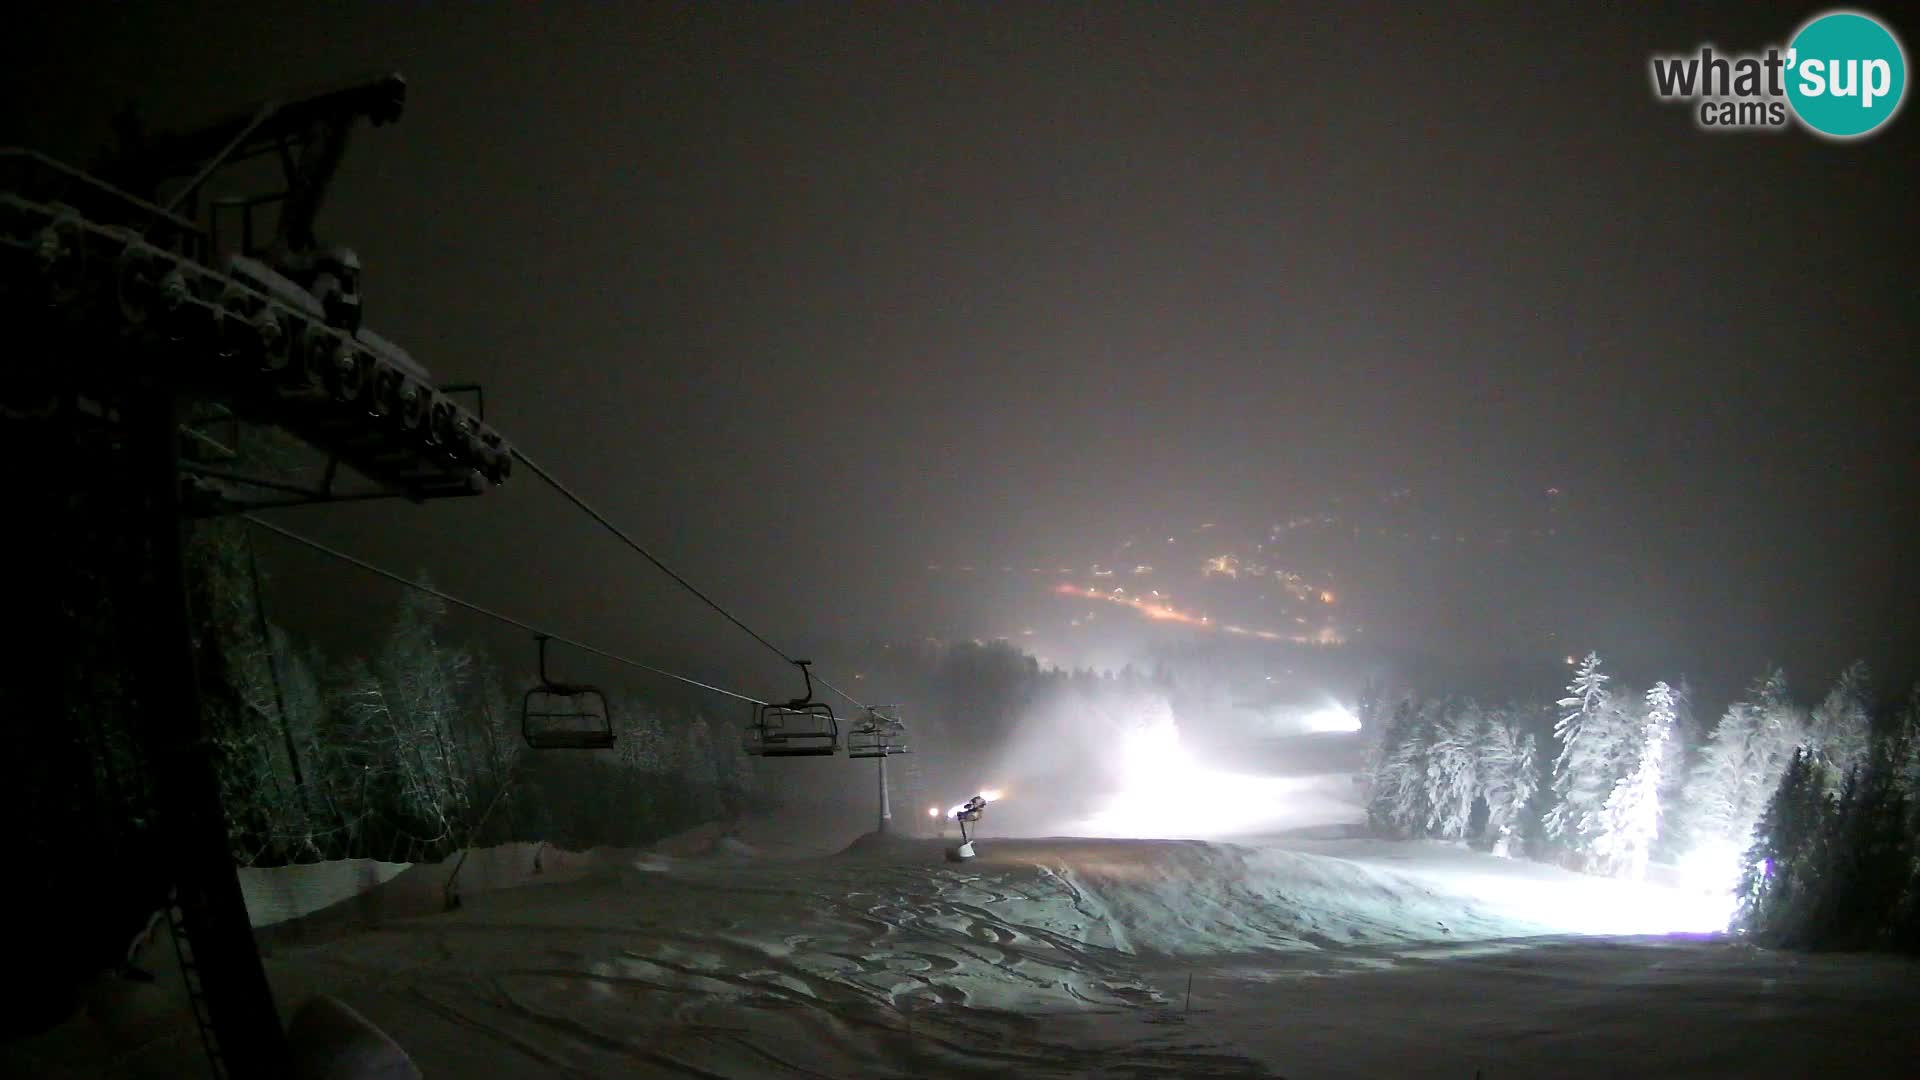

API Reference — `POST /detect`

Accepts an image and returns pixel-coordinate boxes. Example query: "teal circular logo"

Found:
[1786,11,1907,138]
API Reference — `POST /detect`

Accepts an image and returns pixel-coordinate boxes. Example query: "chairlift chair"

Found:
[744,660,839,757]
[846,705,909,759]
[521,634,613,750]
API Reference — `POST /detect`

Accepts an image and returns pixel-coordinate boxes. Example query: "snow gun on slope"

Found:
[945,789,1002,861]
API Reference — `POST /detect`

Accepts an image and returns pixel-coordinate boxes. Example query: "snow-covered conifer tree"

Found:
[1682,668,1808,888]
[1367,697,1438,836]
[1594,681,1677,879]
[1545,653,1625,861]
[1652,678,1698,861]
[1807,662,1872,791]
[1479,706,1540,857]
[1424,702,1484,839]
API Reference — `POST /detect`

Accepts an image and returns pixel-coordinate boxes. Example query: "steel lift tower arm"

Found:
[104,73,406,233]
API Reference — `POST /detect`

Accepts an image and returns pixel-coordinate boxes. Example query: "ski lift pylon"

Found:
[744,660,838,757]
[521,634,613,749]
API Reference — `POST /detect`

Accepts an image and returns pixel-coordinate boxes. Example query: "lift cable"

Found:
[810,671,868,713]
[241,514,769,707]
[508,446,870,712]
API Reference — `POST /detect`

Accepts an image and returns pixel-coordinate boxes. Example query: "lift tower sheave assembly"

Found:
[2,74,508,1075]
[848,706,910,834]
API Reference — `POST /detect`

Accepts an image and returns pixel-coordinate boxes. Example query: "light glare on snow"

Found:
[1676,840,1744,896]
[1301,703,1361,733]
[1075,712,1320,838]
[1439,867,1736,935]
[1068,712,1735,936]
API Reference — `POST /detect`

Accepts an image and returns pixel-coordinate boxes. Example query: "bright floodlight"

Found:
[948,790,1002,817]
[1078,712,1323,837]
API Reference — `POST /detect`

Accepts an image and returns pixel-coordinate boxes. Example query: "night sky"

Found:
[13,2,1917,706]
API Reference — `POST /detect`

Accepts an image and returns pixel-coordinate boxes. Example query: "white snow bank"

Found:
[240,858,412,928]
[244,842,623,930]
[244,828,774,932]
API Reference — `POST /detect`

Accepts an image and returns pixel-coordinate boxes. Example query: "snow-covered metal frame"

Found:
[0,148,511,511]
[846,704,910,759]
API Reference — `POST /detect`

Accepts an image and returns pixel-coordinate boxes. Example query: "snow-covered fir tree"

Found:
[1367,697,1437,836]
[1424,702,1484,839]
[1360,684,1412,790]
[1682,668,1808,884]
[1593,681,1677,879]
[1652,677,1699,861]
[1545,653,1634,863]
[1807,662,1872,791]
[1479,707,1540,857]
[1368,698,1541,850]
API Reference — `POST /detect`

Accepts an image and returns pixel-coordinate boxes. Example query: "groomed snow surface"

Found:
[12,738,1920,1077]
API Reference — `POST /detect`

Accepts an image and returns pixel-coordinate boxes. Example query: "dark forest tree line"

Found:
[183,523,758,866]
[1735,691,1920,949]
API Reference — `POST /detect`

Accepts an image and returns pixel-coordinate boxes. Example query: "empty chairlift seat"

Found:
[743,659,839,757]
[521,635,613,750]
[745,701,839,757]
[846,706,908,759]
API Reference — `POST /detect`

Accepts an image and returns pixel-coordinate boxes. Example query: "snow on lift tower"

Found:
[522,634,614,749]
[9,71,513,493]
[744,660,839,757]
[103,72,511,487]
[846,705,908,759]
[849,706,909,835]
[105,73,403,337]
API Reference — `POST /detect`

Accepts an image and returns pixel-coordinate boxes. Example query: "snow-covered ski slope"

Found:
[16,828,1919,1078]
[260,834,1568,1077]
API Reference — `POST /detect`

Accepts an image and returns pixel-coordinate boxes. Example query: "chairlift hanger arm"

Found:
[785,659,819,708]
[523,633,613,750]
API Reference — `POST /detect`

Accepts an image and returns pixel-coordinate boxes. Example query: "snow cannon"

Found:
[946,791,996,861]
